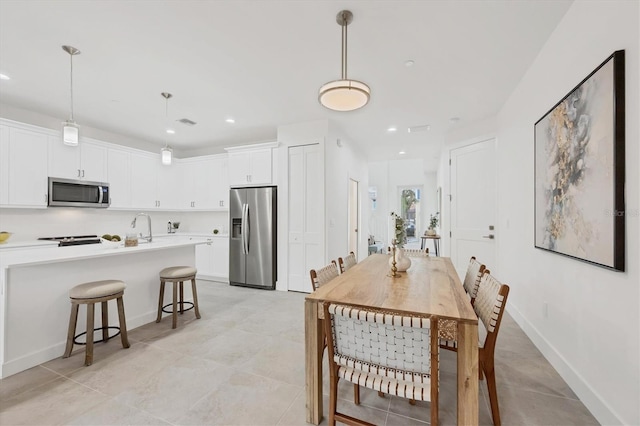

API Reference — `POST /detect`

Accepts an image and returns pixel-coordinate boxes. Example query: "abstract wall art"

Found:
[534,50,625,271]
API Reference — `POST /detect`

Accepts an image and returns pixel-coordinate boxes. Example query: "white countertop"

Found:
[0,236,211,269]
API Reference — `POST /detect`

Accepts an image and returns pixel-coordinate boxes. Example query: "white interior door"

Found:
[288,144,324,293]
[348,178,359,256]
[450,139,497,276]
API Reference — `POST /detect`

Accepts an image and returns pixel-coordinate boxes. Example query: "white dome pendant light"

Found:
[62,45,81,146]
[160,92,173,165]
[319,10,370,112]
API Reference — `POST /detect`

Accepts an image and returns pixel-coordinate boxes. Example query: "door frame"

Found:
[348,177,359,257]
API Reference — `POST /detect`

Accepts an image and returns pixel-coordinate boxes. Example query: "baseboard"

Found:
[1,310,156,379]
[196,274,228,283]
[507,302,623,425]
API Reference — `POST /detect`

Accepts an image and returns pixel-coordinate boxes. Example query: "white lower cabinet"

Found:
[195,237,229,282]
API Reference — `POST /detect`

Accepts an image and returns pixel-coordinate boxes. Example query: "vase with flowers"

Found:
[426,213,439,236]
[389,212,411,271]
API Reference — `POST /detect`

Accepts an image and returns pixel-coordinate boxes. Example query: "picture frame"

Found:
[534,50,625,271]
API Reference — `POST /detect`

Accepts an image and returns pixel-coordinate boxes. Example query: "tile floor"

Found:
[0,281,599,425]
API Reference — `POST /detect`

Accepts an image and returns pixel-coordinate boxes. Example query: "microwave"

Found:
[48,177,110,208]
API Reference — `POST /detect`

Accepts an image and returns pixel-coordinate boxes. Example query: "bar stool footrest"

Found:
[162,302,194,314]
[73,326,121,345]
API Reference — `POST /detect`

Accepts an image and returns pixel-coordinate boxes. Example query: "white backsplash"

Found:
[0,208,229,242]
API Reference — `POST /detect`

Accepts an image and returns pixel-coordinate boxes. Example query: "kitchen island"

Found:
[0,236,207,378]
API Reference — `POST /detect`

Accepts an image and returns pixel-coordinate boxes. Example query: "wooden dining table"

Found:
[304,254,478,425]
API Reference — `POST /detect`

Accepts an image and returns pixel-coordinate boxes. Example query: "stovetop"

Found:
[38,235,102,247]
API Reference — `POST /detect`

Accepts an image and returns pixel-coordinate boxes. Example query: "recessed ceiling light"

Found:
[387,126,397,132]
[399,151,406,155]
[166,129,175,134]
[225,118,235,124]
[449,117,460,123]
[0,73,10,80]
[404,60,415,67]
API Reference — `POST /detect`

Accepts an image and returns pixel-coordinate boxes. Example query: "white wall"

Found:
[0,209,229,242]
[325,129,369,263]
[367,159,437,248]
[496,1,639,424]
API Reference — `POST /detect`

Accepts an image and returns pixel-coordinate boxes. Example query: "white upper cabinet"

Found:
[5,127,49,207]
[157,161,179,210]
[1,118,236,211]
[211,156,229,209]
[0,125,10,205]
[179,155,228,210]
[48,137,107,182]
[226,142,277,187]
[130,152,159,209]
[107,148,131,208]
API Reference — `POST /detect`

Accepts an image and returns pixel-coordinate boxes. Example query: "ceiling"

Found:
[0,0,572,170]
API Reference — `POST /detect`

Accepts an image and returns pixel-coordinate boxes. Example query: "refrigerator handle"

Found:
[242,203,249,255]
[244,203,250,254]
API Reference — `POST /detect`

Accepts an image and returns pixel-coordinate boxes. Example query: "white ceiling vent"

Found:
[407,124,431,133]
[177,118,197,126]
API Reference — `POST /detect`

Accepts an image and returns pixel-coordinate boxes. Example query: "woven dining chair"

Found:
[403,247,429,257]
[309,261,339,292]
[462,256,488,305]
[338,252,357,274]
[439,272,510,426]
[324,302,439,426]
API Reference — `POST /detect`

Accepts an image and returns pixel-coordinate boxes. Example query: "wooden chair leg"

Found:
[156,280,165,323]
[101,301,109,342]
[353,384,360,405]
[179,281,184,314]
[377,391,385,398]
[328,376,338,426]
[409,399,416,405]
[63,303,79,358]
[485,363,501,426]
[191,277,201,319]
[85,303,94,366]
[172,281,178,329]
[116,296,130,349]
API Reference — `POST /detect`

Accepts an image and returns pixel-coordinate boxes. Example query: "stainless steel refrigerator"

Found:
[229,186,277,289]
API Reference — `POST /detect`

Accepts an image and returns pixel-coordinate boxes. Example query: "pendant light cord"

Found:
[164,94,170,149]
[69,52,74,121]
[341,12,348,80]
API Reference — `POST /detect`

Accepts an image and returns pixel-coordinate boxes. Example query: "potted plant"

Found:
[426,213,439,236]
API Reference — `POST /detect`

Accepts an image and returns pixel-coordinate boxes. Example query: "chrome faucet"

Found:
[131,213,152,242]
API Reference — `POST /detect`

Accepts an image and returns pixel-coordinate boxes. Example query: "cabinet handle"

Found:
[44,193,48,203]
[82,169,85,178]
[77,169,81,177]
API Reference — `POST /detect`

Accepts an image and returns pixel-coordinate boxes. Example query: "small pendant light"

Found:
[62,45,81,146]
[160,92,173,165]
